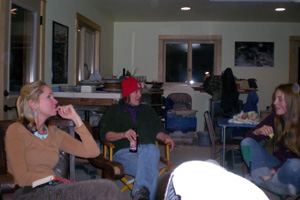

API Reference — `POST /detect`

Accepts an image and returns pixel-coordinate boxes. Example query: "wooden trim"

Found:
[0,0,6,120]
[215,38,222,75]
[74,18,79,85]
[39,0,46,80]
[75,13,101,85]
[158,35,222,40]
[76,13,101,31]
[289,36,300,83]
[158,39,163,82]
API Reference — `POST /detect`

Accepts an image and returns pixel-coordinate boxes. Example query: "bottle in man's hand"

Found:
[129,128,138,152]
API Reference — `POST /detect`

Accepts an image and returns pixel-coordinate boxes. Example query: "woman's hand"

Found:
[56,105,83,127]
[253,125,274,137]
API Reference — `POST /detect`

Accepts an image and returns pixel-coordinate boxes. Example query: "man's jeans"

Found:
[241,137,300,191]
[113,144,160,200]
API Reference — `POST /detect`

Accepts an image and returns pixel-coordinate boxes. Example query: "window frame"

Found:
[158,35,222,87]
[75,13,101,84]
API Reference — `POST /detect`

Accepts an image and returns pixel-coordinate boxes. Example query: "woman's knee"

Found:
[284,159,300,174]
[241,137,256,147]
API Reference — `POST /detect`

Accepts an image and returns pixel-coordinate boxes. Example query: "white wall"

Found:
[45,0,114,87]
[113,21,300,131]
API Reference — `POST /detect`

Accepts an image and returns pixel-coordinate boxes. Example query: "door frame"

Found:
[289,36,300,84]
[0,0,45,120]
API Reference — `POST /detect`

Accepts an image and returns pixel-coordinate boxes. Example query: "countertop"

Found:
[53,91,122,99]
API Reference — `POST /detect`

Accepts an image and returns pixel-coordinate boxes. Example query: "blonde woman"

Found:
[6,81,123,200]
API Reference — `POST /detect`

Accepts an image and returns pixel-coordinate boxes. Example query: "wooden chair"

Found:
[0,120,16,200]
[83,123,126,180]
[49,119,126,181]
[94,140,173,193]
[204,111,241,165]
[48,118,76,181]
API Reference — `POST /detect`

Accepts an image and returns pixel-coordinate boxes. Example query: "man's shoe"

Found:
[134,186,150,200]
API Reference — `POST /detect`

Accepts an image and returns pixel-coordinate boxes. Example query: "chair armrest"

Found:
[103,142,115,149]
[0,173,16,194]
[155,140,173,171]
[103,142,115,161]
[88,155,125,180]
[156,140,171,159]
[156,140,172,146]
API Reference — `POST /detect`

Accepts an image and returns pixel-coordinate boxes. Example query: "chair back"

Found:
[204,111,216,158]
[0,120,16,175]
[0,120,18,196]
[204,111,216,144]
[47,118,76,181]
[167,93,192,109]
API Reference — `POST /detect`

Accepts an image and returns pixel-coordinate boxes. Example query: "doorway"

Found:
[0,0,42,120]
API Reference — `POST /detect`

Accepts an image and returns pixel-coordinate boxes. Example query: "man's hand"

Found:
[157,132,175,151]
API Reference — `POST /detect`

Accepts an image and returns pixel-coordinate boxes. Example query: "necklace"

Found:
[33,126,49,140]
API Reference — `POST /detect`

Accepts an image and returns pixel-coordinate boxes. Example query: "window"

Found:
[158,35,222,86]
[75,13,101,83]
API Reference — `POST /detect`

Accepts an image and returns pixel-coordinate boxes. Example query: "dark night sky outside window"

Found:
[166,43,187,83]
[165,42,214,83]
[192,44,214,83]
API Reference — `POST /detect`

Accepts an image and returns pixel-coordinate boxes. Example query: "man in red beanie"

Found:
[100,77,174,200]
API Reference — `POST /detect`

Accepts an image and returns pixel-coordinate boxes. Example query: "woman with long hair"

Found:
[241,83,300,196]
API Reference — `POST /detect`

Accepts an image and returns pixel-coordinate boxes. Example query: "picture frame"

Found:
[52,21,69,84]
[235,42,274,67]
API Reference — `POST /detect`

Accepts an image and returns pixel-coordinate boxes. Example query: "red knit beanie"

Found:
[121,77,142,98]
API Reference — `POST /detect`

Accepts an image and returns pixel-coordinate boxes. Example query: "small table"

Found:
[217,118,256,167]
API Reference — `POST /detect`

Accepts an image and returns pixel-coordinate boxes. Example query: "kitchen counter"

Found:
[53,91,122,106]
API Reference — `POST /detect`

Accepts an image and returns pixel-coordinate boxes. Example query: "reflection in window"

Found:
[159,36,221,85]
[192,43,214,83]
[76,13,101,83]
[79,26,95,80]
[10,4,34,92]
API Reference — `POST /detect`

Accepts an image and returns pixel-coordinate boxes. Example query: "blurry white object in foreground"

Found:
[165,160,269,200]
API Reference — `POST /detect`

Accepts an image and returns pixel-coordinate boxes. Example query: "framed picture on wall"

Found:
[52,21,69,84]
[235,42,274,67]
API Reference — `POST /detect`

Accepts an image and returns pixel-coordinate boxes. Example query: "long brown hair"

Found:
[274,83,300,155]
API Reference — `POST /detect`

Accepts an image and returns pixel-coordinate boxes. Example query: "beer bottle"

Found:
[129,128,138,152]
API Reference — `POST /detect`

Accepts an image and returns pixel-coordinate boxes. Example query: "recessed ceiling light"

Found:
[275,8,286,11]
[181,7,191,11]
